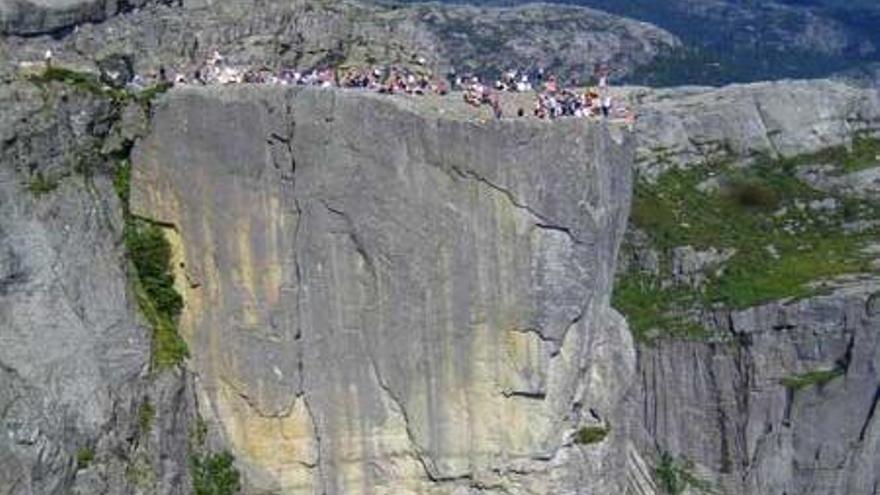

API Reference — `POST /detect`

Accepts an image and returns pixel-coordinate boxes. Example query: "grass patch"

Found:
[114,159,131,206]
[617,146,880,342]
[127,220,188,369]
[191,451,241,495]
[800,135,880,175]
[191,416,209,449]
[654,451,714,495]
[613,274,709,343]
[76,447,95,470]
[138,400,156,433]
[126,221,184,321]
[780,368,844,391]
[575,425,610,445]
[26,172,59,197]
[28,66,108,96]
[115,160,188,370]
[26,66,171,108]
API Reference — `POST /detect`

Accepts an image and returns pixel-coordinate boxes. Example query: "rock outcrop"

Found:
[0,80,194,493]
[0,0,162,36]
[632,80,880,176]
[632,281,880,494]
[130,85,636,493]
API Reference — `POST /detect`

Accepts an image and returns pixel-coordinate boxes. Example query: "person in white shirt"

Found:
[601,95,612,118]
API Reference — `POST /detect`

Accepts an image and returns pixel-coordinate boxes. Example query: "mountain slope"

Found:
[384,0,880,85]
[0,0,678,83]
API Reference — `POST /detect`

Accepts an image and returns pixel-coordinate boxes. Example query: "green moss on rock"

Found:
[575,425,610,445]
[780,368,844,391]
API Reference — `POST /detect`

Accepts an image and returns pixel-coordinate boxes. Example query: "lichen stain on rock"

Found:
[215,381,318,493]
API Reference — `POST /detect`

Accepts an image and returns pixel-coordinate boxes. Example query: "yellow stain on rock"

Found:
[233,215,260,327]
[215,380,318,493]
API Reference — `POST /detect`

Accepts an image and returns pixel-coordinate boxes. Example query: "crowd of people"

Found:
[120,51,632,124]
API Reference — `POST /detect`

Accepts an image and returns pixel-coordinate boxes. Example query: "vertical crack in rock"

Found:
[754,98,781,158]
[706,345,733,474]
[447,164,582,245]
[733,335,752,474]
[276,94,322,481]
[364,355,443,483]
[557,301,589,358]
[300,394,324,476]
[319,201,377,279]
[858,387,880,442]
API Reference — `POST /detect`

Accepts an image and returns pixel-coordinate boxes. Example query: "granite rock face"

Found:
[0,0,166,36]
[0,80,195,494]
[632,80,880,176]
[130,86,636,494]
[632,281,880,495]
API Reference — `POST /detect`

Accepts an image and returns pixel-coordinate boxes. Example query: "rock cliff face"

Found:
[129,86,637,493]
[634,282,880,495]
[2,3,880,490]
[632,80,880,177]
[619,79,880,495]
[0,80,194,493]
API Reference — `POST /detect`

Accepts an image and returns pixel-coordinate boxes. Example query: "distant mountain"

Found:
[379,0,880,86]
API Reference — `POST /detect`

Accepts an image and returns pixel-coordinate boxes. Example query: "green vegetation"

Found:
[616,143,880,342]
[127,220,183,324]
[26,66,171,109]
[575,425,610,445]
[797,134,880,175]
[191,416,209,449]
[27,172,59,197]
[132,81,173,106]
[125,451,157,490]
[191,451,242,495]
[115,161,188,370]
[654,451,714,495]
[23,69,183,368]
[127,219,188,369]
[780,368,844,391]
[76,447,95,470]
[28,66,110,96]
[138,400,156,433]
[613,275,709,342]
[114,159,132,206]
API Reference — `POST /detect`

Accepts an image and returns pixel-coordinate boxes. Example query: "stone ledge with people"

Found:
[21,48,635,127]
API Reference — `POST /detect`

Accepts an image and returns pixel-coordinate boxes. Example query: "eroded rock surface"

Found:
[131,86,636,493]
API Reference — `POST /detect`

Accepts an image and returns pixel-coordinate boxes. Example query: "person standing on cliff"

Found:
[44,49,53,69]
[601,94,612,118]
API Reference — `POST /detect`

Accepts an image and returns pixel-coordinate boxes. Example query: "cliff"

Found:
[128,86,637,493]
[2,3,880,490]
[618,80,880,495]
